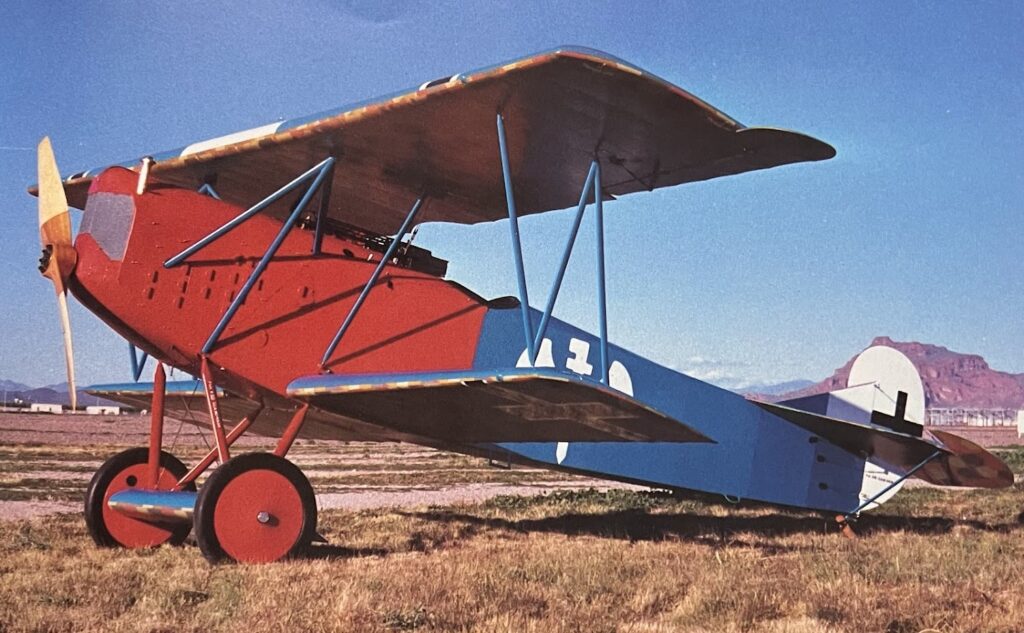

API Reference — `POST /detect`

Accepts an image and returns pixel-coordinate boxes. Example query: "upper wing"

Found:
[41,47,834,235]
[287,368,714,444]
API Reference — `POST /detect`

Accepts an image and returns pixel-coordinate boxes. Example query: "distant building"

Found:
[926,407,1024,447]
[85,405,122,415]
[29,403,63,414]
[927,408,1021,428]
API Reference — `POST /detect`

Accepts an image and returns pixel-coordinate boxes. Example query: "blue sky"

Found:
[0,1,1021,389]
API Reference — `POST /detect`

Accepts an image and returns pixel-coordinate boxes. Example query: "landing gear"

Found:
[193,452,317,563]
[87,361,315,563]
[84,447,195,548]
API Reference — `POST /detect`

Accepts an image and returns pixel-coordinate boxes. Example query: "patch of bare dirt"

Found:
[3,500,79,520]
[0,412,622,521]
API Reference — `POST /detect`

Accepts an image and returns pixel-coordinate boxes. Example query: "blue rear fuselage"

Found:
[473,307,870,514]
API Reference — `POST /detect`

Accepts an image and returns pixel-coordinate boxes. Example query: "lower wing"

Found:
[86,380,401,442]
[287,368,713,444]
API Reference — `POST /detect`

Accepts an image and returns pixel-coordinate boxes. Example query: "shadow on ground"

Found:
[438,507,1019,536]
[309,506,1024,560]
[308,543,391,559]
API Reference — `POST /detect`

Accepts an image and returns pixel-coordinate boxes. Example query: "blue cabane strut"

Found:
[495,113,610,383]
[163,157,336,354]
[128,343,149,382]
[197,183,221,200]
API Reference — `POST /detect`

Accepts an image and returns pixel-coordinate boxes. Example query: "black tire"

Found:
[84,447,195,548]
[194,452,317,563]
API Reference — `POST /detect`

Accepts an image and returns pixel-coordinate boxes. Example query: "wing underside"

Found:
[287,369,714,444]
[86,381,402,442]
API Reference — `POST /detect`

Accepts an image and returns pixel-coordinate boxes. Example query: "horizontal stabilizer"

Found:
[757,400,942,467]
[288,369,714,444]
[922,430,1014,489]
[756,401,1012,488]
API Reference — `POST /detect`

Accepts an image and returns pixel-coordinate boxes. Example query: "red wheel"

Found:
[84,448,194,548]
[194,453,317,563]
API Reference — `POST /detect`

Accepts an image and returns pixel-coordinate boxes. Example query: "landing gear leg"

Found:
[85,362,196,548]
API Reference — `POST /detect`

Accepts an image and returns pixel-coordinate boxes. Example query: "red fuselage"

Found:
[72,168,489,403]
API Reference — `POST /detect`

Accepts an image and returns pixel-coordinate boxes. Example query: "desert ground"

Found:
[1,411,1023,632]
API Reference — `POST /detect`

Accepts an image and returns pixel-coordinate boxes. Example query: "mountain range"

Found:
[0,379,31,393]
[756,336,1024,409]
[1,381,121,408]
[3,336,1021,411]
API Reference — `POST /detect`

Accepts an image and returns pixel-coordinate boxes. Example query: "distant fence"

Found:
[927,408,1022,428]
[926,408,1024,447]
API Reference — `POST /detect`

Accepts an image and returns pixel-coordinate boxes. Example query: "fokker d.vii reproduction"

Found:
[30,48,1012,563]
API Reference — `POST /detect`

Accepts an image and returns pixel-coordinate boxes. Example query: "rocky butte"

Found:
[759,336,1024,409]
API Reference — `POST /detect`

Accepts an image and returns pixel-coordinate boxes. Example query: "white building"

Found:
[29,403,63,414]
[86,405,122,415]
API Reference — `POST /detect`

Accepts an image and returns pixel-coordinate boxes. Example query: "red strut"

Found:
[274,404,309,458]
[146,363,166,489]
[200,356,230,464]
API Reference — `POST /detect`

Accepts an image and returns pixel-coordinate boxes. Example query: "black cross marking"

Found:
[870,391,923,437]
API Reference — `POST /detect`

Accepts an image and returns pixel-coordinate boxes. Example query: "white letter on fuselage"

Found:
[566,338,593,376]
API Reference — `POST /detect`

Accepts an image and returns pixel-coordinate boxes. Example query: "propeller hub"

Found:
[37,242,77,288]
[38,245,53,274]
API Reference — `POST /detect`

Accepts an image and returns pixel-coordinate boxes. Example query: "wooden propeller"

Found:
[36,137,78,411]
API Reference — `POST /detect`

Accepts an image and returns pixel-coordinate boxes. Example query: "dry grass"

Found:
[1,413,1023,632]
[2,482,1024,632]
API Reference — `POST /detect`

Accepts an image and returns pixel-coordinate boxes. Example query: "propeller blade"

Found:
[56,292,77,411]
[37,137,72,249]
[36,137,78,411]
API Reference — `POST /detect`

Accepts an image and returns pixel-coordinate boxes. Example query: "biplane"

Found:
[30,47,1012,563]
